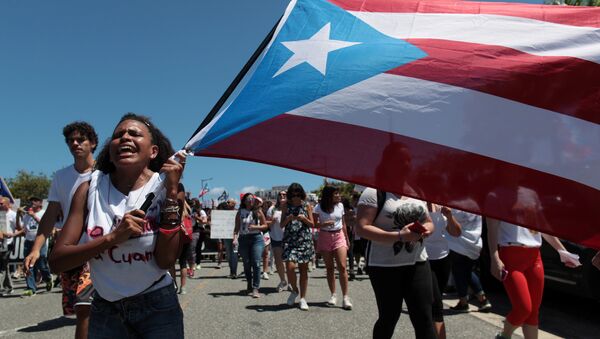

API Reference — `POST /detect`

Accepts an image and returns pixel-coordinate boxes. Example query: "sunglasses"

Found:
[288,193,302,198]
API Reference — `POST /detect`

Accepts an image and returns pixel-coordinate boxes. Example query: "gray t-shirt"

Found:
[358,188,428,267]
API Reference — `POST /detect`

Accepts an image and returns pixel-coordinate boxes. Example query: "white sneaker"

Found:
[342,295,353,310]
[287,291,299,306]
[262,272,269,280]
[299,298,309,311]
[277,281,288,293]
[327,294,337,306]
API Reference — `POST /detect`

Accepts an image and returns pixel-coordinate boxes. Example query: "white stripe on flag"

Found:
[287,73,600,189]
[350,12,600,63]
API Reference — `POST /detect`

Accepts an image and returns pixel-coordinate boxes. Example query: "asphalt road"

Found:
[0,261,598,338]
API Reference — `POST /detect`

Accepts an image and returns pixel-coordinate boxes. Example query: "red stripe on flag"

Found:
[198,114,600,249]
[329,0,600,28]
[385,39,600,124]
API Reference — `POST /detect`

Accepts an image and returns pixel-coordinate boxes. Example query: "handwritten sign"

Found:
[209,210,237,239]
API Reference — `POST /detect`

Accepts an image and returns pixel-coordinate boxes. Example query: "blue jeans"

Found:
[223,239,238,276]
[24,240,51,292]
[89,284,183,339]
[238,233,264,290]
[449,250,484,298]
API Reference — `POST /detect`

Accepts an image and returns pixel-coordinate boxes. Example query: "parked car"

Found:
[479,223,600,303]
[540,240,600,302]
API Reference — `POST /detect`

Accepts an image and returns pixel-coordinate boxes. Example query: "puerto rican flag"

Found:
[186,0,600,248]
[198,184,210,198]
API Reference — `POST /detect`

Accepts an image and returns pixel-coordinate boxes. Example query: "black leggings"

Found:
[429,256,452,322]
[368,262,436,339]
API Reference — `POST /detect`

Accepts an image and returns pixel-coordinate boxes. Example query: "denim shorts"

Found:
[89,284,183,339]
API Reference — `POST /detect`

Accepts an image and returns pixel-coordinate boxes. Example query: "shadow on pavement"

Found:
[17,316,76,333]
[246,304,292,312]
[208,290,249,298]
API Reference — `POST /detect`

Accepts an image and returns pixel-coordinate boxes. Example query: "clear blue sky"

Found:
[0,0,542,203]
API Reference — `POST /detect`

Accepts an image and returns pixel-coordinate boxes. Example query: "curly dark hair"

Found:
[62,121,99,152]
[95,113,175,174]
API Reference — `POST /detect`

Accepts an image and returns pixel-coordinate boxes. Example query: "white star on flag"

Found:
[274,23,361,78]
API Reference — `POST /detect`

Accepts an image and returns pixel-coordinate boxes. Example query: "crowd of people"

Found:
[1,116,600,339]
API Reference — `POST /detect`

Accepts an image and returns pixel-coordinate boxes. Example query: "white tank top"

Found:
[424,211,449,260]
[498,221,542,248]
[81,171,172,301]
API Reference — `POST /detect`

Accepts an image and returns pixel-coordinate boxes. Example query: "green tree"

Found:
[6,170,52,201]
[545,0,599,6]
[312,178,356,202]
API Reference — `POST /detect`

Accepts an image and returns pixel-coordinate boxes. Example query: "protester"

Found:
[350,192,367,278]
[446,209,492,313]
[487,218,580,339]
[22,121,97,337]
[266,191,288,292]
[313,186,352,310]
[256,197,271,280]
[49,113,185,338]
[221,199,239,279]
[357,188,436,339]
[424,203,461,339]
[0,197,17,295]
[15,197,53,296]
[342,198,356,281]
[281,183,314,311]
[178,193,194,295]
[233,193,267,298]
[191,200,208,274]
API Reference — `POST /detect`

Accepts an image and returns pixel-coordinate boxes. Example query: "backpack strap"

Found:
[375,189,386,220]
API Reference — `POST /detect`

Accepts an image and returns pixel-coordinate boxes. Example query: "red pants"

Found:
[499,246,544,326]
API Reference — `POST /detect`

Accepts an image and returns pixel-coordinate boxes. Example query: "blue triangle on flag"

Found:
[197,0,426,150]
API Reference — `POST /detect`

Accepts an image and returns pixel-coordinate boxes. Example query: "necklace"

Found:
[106,173,153,219]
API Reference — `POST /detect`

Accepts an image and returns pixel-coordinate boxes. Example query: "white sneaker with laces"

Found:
[327,294,337,306]
[262,272,269,280]
[287,291,299,306]
[299,298,309,311]
[343,295,353,310]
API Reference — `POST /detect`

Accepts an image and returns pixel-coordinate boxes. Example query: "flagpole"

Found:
[186,17,282,144]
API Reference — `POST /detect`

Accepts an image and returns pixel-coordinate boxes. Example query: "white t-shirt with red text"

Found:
[81,171,171,302]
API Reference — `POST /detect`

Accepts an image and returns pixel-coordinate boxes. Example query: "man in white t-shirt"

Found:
[0,197,18,294]
[23,121,97,339]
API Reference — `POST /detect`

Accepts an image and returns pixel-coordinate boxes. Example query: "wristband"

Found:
[165,198,178,205]
[162,205,180,213]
